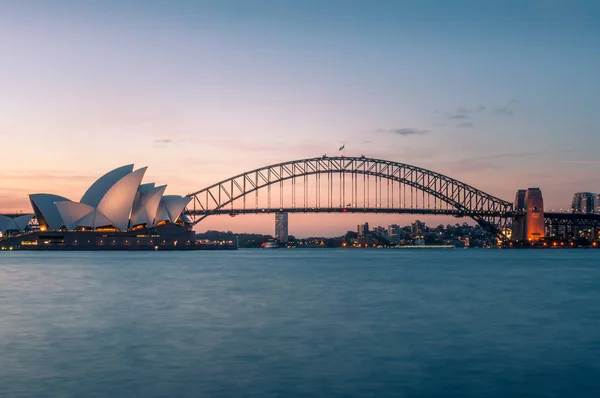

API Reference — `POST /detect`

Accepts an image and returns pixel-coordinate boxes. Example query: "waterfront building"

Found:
[0,214,34,235]
[594,194,600,214]
[357,222,369,236]
[29,165,191,232]
[374,226,387,236]
[571,192,595,214]
[387,224,400,236]
[411,220,424,235]
[1,165,197,250]
[275,213,289,243]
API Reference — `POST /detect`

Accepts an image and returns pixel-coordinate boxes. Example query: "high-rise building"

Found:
[374,226,387,236]
[387,224,401,236]
[572,192,595,214]
[411,220,424,235]
[595,194,600,214]
[357,222,369,236]
[275,213,288,243]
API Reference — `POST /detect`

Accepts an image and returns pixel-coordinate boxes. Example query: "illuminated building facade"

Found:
[411,220,424,235]
[512,188,544,241]
[275,213,289,243]
[595,194,600,214]
[0,214,34,235]
[571,192,595,214]
[525,188,544,240]
[1,165,196,250]
[29,165,191,232]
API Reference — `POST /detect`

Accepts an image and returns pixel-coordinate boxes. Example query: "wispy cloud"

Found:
[446,106,485,120]
[456,122,474,128]
[0,171,95,182]
[447,148,557,173]
[493,106,514,116]
[378,128,430,136]
[493,100,516,116]
[561,160,600,165]
[461,150,560,162]
[153,138,175,148]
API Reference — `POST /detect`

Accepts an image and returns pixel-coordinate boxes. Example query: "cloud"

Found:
[485,151,547,159]
[461,151,559,162]
[153,138,176,148]
[456,122,474,128]
[561,160,600,165]
[493,100,516,116]
[379,128,430,136]
[446,106,486,120]
[0,171,95,182]
[0,194,31,212]
[493,106,514,116]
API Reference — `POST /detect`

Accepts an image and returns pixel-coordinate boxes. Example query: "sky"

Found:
[1,0,599,237]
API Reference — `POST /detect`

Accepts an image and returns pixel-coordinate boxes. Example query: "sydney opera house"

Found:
[1,165,197,249]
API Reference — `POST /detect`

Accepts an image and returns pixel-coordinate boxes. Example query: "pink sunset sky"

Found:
[1,1,599,237]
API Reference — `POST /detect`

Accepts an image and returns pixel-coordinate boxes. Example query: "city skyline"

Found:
[1,1,599,236]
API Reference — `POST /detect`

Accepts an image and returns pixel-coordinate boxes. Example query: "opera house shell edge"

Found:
[29,164,191,232]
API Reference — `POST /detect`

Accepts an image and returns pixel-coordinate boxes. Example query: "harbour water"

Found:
[1,249,599,397]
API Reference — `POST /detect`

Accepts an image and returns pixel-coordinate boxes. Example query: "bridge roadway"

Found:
[184,208,600,224]
[184,207,519,218]
[3,210,600,224]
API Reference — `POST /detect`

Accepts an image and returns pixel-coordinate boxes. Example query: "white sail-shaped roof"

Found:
[23,164,187,232]
[13,214,34,230]
[96,167,147,231]
[155,201,169,224]
[67,209,114,229]
[0,215,16,232]
[157,195,192,223]
[179,214,192,224]
[131,185,166,227]
[138,183,156,193]
[55,202,95,230]
[29,194,72,230]
[0,215,31,233]
[80,164,134,207]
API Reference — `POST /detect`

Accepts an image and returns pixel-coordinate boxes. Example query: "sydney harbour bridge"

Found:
[2,156,598,243]
[182,156,600,241]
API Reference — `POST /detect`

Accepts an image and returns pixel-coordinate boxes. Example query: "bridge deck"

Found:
[184,207,517,218]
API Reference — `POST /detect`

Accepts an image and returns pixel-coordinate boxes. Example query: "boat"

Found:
[263,241,280,249]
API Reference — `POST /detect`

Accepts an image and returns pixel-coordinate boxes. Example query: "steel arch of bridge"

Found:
[185,156,514,237]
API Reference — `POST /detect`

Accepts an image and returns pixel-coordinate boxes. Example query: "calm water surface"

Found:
[1,249,599,397]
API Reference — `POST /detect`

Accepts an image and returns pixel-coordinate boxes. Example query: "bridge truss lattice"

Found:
[185,156,514,239]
